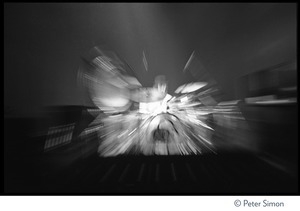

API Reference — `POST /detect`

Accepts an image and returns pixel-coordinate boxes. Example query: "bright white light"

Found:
[163,94,172,102]
[139,101,161,114]
[139,94,171,114]
[99,97,129,107]
[180,96,189,102]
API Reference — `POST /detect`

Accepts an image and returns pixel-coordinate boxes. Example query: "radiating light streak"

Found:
[80,46,245,157]
[93,56,115,72]
[99,164,116,183]
[189,118,214,130]
[117,130,128,138]
[142,50,148,71]
[245,95,276,104]
[186,140,198,154]
[197,134,213,146]
[218,100,240,106]
[118,164,131,183]
[128,128,137,136]
[254,98,297,104]
[183,50,195,72]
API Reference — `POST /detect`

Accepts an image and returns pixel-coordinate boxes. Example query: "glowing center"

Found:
[139,94,172,115]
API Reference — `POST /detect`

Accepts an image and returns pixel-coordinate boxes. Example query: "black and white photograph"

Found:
[4,3,298,196]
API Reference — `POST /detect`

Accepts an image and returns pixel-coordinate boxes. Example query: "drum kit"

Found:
[79,46,216,156]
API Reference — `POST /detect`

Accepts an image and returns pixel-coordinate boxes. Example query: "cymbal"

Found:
[130,87,167,103]
[175,82,207,94]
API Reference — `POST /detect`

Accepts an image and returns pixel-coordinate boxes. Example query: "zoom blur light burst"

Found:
[78,46,237,157]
